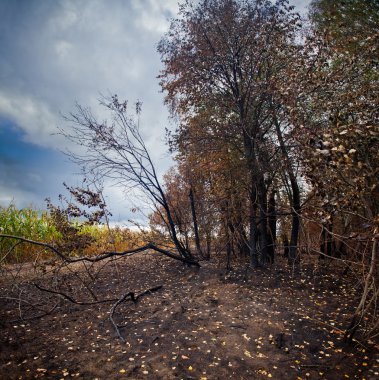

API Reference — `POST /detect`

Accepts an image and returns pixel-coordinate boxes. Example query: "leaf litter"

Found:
[0,254,378,379]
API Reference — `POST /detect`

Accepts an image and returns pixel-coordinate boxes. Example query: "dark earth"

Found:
[1,253,378,379]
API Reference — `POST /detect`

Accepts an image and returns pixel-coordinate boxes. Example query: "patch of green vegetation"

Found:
[0,202,60,263]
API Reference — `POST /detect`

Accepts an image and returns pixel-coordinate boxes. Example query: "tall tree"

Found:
[159,0,301,266]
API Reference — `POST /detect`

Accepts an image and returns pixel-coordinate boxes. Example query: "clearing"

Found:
[0,254,378,379]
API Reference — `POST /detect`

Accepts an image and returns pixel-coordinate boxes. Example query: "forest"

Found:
[0,0,378,379]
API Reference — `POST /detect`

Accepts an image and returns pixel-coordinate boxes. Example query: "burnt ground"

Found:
[0,253,378,379]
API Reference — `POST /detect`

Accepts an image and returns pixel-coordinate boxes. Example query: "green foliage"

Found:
[0,202,60,263]
[0,203,150,263]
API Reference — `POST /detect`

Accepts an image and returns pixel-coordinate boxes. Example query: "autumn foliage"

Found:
[0,0,378,354]
[155,0,378,340]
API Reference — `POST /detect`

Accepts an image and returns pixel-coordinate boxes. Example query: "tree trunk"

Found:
[283,234,289,257]
[189,187,204,259]
[228,217,249,257]
[319,222,334,259]
[257,176,271,263]
[288,189,301,265]
[205,231,211,260]
[319,226,327,259]
[242,128,260,268]
[162,201,194,261]
[267,190,277,262]
[249,184,259,268]
[226,232,232,271]
[326,219,334,257]
[272,112,301,265]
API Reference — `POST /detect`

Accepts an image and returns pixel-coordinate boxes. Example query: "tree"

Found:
[149,166,193,251]
[159,0,302,266]
[280,1,379,339]
[61,95,199,265]
[284,4,378,222]
[45,182,110,256]
[169,106,251,261]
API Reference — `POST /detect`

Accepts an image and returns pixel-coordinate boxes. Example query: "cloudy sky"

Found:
[0,0,310,226]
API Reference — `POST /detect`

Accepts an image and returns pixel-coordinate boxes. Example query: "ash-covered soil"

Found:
[0,254,378,379]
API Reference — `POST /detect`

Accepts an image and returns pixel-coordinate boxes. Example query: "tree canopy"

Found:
[156,0,378,340]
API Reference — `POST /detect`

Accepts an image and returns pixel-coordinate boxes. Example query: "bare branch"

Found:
[109,285,163,342]
[0,234,200,267]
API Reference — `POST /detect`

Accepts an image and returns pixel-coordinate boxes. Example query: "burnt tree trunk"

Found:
[272,111,301,265]
[189,187,204,259]
[162,200,194,261]
[227,217,249,257]
[267,190,277,262]
[243,129,259,268]
[319,222,334,259]
[257,176,272,264]
[288,178,301,264]
[205,232,212,260]
[283,234,289,258]
[249,183,259,268]
[226,232,232,271]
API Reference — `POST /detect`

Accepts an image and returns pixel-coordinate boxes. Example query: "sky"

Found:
[0,0,311,227]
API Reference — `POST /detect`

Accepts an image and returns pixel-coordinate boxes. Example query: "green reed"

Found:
[0,202,60,263]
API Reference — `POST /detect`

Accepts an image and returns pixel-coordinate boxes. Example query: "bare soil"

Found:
[0,254,378,379]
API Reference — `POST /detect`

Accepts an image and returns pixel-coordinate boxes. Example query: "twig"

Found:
[109,292,135,342]
[10,302,60,323]
[0,240,23,264]
[300,364,331,369]
[34,283,118,305]
[109,285,163,342]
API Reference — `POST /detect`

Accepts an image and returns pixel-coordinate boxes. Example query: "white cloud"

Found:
[132,0,179,34]
[47,0,79,32]
[0,0,177,154]
[0,90,63,147]
[54,40,73,58]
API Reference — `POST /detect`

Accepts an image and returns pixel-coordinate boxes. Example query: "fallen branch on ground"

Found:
[35,282,163,342]
[109,285,163,342]
[0,234,200,267]
[34,283,119,305]
[10,302,60,323]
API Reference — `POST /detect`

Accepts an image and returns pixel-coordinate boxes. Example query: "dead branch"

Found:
[10,302,60,323]
[0,234,200,267]
[109,285,163,342]
[344,228,378,343]
[34,283,119,305]
[34,282,163,342]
